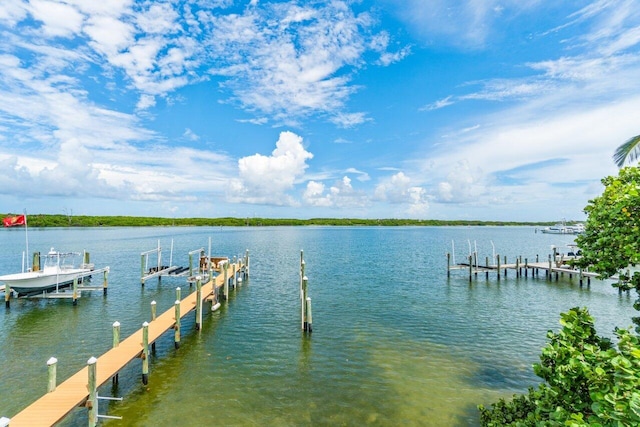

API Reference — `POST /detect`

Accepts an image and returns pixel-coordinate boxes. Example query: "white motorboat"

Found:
[540,221,585,235]
[0,248,93,295]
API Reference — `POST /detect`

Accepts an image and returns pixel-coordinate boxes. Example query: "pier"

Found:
[447,251,599,286]
[5,254,248,427]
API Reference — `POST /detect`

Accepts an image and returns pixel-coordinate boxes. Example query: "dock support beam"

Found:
[5,283,10,308]
[496,254,501,280]
[446,253,450,277]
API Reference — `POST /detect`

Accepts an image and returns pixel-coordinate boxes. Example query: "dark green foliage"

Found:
[0,214,548,228]
[479,308,640,426]
[574,167,640,330]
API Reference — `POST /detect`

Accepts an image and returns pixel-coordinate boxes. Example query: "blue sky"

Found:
[1,0,639,221]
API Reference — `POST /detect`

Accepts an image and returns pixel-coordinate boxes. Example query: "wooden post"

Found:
[112,321,120,385]
[306,297,313,333]
[473,252,478,277]
[223,262,229,300]
[485,256,489,279]
[5,283,11,308]
[211,282,221,312]
[245,249,250,279]
[47,357,57,393]
[195,277,202,331]
[496,254,501,280]
[515,257,520,277]
[446,253,451,277]
[188,253,194,277]
[468,255,473,281]
[32,251,41,271]
[142,322,149,385]
[140,253,145,286]
[548,255,552,279]
[525,258,528,277]
[579,268,583,286]
[72,277,78,306]
[176,286,181,301]
[102,269,108,296]
[174,300,181,349]
[302,276,308,330]
[87,357,98,427]
[504,256,508,277]
[232,263,237,288]
[112,321,120,347]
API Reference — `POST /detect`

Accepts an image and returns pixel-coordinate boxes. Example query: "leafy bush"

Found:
[479,308,640,426]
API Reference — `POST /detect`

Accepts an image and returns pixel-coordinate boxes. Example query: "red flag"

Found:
[3,214,26,227]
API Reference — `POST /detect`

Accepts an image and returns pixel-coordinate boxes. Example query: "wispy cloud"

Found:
[420,95,454,111]
[204,2,400,125]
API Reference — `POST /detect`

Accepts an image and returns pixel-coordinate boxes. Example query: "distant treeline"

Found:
[1,214,554,228]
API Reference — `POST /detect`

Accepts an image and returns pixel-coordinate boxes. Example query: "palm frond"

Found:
[613,135,640,167]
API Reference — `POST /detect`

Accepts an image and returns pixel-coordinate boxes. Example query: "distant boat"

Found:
[540,221,585,235]
[0,248,93,296]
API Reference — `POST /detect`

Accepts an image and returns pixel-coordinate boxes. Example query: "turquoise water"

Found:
[0,226,636,426]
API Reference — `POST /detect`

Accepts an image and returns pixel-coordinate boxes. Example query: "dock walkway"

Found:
[8,260,245,427]
[449,255,600,284]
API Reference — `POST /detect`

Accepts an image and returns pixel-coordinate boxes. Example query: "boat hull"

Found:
[0,268,91,295]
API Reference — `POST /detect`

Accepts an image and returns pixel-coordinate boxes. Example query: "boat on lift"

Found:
[0,248,93,296]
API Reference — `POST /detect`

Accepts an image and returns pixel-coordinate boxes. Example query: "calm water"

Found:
[0,226,635,426]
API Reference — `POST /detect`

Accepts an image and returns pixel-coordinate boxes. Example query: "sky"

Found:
[0,0,639,221]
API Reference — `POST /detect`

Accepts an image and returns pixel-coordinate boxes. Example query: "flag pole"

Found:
[24,210,29,271]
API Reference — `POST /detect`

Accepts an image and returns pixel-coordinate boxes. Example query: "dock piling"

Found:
[174,300,181,349]
[150,301,157,321]
[142,322,149,385]
[5,283,10,308]
[302,276,309,330]
[87,357,98,427]
[496,254,501,280]
[195,277,203,330]
[102,270,108,296]
[245,249,250,279]
[47,357,57,393]
[446,253,451,277]
[306,297,313,333]
[72,277,78,305]
[223,263,229,300]
[112,321,120,385]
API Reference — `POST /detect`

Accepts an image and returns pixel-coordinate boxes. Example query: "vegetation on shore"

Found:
[480,166,640,425]
[0,214,554,228]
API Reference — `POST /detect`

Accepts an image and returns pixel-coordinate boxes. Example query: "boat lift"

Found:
[2,266,110,306]
[140,239,218,286]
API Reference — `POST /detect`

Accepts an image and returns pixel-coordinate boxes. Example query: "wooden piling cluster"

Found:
[6,254,249,427]
[446,252,596,286]
[299,250,312,333]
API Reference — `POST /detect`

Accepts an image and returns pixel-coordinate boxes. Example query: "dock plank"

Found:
[9,264,235,426]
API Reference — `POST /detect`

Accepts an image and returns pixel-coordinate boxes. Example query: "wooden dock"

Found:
[7,258,247,427]
[447,252,600,285]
